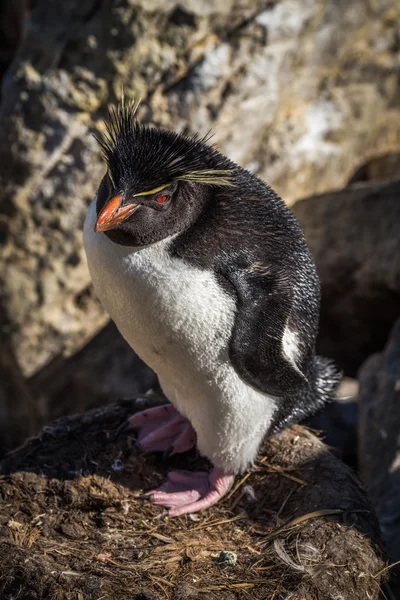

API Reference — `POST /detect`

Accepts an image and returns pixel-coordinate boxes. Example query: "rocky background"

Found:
[0,0,399,597]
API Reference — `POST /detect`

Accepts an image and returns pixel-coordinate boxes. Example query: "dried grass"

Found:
[0,400,386,599]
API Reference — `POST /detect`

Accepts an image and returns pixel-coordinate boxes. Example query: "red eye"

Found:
[157,195,167,203]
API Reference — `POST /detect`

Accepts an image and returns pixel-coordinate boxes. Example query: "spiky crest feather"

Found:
[95,98,233,192]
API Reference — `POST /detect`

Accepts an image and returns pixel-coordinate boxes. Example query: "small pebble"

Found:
[112,458,124,472]
[243,484,257,501]
[214,550,237,567]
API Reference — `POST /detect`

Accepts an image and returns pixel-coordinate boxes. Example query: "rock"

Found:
[28,321,156,431]
[0,400,386,599]
[0,0,29,82]
[293,179,400,375]
[1,0,400,377]
[306,378,359,465]
[349,152,400,185]
[358,318,400,570]
[0,302,39,454]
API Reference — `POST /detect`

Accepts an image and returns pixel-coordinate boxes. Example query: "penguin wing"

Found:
[224,262,308,398]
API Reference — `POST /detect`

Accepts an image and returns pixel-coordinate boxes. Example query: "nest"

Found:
[0,399,386,600]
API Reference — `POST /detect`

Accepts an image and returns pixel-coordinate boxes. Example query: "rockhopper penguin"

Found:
[84,100,340,516]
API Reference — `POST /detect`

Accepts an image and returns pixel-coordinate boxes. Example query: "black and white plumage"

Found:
[83,100,340,516]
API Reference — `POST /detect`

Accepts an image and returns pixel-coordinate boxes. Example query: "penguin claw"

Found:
[132,441,142,454]
[137,492,152,500]
[162,446,174,460]
[146,468,234,516]
[121,404,197,455]
[114,419,131,441]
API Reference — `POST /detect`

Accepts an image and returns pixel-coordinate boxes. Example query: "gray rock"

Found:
[358,318,400,567]
[0,302,40,453]
[304,380,358,465]
[1,0,400,377]
[28,322,157,432]
[349,152,400,185]
[0,0,28,81]
[293,179,400,375]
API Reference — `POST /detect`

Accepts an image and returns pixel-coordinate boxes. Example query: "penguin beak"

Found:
[94,195,139,232]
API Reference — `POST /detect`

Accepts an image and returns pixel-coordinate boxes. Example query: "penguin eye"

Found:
[157,195,168,204]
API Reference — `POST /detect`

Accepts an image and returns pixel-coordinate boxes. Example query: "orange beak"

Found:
[94,195,139,232]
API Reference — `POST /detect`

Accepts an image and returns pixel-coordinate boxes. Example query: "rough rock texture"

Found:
[0,0,29,82]
[29,321,156,429]
[358,318,400,576]
[0,316,156,454]
[1,0,400,377]
[349,151,400,184]
[293,179,400,375]
[306,378,359,465]
[0,303,40,455]
[0,400,386,600]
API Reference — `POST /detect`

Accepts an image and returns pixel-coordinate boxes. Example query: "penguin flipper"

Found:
[225,264,309,399]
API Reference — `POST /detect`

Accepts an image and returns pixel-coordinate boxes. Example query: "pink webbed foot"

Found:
[127,404,197,456]
[148,468,234,516]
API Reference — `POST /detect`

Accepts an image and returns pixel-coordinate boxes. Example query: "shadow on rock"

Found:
[293,179,400,376]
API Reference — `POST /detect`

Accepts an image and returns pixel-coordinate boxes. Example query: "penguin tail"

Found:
[313,355,342,410]
[269,355,342,433]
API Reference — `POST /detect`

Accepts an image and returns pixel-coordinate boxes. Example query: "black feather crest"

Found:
[95,97,233,192]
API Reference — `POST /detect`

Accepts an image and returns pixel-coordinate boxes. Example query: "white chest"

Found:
[83,199,235,383]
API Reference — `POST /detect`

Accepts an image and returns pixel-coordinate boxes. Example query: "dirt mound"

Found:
[0,399,385,599]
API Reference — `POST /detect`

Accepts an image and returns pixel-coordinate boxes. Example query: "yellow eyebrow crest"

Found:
[133,183,171,197]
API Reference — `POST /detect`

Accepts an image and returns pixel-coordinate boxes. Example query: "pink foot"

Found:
[147,468,234,516]
[127,404,197,456]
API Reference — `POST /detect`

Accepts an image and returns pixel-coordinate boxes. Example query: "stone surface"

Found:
[29,321,156,432]
[358,318,400,569]
[293,179,400,375]
[0,302,40,454]
[0,400,385,599]
[349,151,400,184]
[306,378,359,465]
[0,0,400,376]
[0,0,29,82]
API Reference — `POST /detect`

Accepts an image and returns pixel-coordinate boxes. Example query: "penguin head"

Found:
[93,99,233,246]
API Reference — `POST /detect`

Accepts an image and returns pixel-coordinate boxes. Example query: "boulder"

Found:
[306,377,359,465]
[349,152,400,185]
[358,318,400,574]
[1,0,400,378]
[28,321,156,430]
[0,0,29,81]
[0,399,386,600]
[0,302,39,454]
[293,179,400,375]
